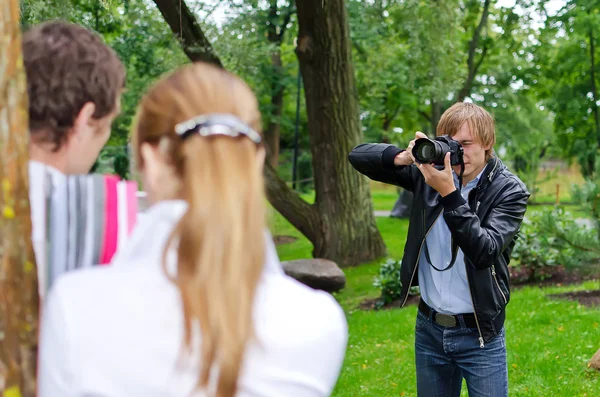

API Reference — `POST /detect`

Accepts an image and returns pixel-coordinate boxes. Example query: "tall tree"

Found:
[153,0,386,265]
[0,0,39,395]
[534,0,600,177]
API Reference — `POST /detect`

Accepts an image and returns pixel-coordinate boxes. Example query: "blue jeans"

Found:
[415,310,508,397]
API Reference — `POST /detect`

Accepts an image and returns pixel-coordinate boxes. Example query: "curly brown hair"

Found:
[23,21,125,151]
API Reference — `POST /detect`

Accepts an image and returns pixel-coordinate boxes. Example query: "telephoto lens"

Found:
[412,138,450,165]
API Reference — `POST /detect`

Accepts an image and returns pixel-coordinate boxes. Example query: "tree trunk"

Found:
[264,0,285,168]
[295,0,386,264]
[154,0,386,265]
[431,100,442,134]
[0,1,40,395]
[265,51,283,167]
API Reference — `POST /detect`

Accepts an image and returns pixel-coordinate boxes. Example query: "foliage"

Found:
[537,205,600,289]
[113,150,130,180]
[208,1,306,153]
[20,0,188,148]
[571,162,600,234]
[536,164,600,288]
[510,211,562,282]
[373,258,403,309]
[532,0,600,177]
[372,258,420,309]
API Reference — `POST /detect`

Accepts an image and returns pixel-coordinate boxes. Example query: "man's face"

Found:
[65,98,120,174]
[450,122,490,180]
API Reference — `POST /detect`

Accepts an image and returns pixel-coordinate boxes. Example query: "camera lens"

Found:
[412,138,449,165]
[416,142,436,160]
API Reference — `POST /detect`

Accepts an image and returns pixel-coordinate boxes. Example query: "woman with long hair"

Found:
[38,63,348,397]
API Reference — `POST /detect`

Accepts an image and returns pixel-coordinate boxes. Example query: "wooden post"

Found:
[0,1,40,395]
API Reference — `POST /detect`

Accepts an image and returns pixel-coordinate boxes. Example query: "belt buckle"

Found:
[435,313,457,327]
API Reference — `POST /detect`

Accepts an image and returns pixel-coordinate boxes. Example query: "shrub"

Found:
[373,258,402,309]
[510,212,561,283]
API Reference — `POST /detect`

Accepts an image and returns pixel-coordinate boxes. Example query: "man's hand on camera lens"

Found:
[416,153,456,197]
[395,131,428,166]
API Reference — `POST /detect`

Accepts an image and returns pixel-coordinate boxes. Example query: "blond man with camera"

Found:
[349,102,529,397]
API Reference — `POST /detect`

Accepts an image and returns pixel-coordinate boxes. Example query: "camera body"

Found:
[412,135,464,166]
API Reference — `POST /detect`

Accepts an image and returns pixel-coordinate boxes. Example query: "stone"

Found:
[281,258,346,293]
[589,348,600,370]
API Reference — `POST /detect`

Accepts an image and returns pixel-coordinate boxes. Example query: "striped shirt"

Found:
[29,161,138,298]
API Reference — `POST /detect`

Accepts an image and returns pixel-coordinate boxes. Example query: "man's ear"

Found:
[72,102,96,140]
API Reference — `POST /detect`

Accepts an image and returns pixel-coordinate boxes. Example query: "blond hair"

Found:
[132,63,265,397]
[437,102,496,161]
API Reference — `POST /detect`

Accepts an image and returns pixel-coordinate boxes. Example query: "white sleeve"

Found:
[315,298,348,395]
[38,283,77,397]
[277,294,348,397]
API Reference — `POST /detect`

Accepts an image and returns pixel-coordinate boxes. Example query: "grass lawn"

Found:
[267,186,600,396]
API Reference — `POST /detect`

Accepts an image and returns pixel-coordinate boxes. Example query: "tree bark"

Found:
[152,0,223,67]
[431,100,442,134]
[295,0,386,263]
[154,0,386,265]
[0,1,40,395]
[265,50,283,167]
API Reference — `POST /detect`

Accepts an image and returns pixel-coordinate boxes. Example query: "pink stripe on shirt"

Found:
[100,175,119,264]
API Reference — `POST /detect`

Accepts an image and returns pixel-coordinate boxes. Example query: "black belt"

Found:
[418,299,478,328]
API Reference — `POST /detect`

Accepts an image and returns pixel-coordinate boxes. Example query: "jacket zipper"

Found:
[467,192,485,348]
[401,209,443,307]
[491,265,507,304]
[465,274,486,348]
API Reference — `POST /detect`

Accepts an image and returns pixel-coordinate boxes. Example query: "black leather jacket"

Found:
[349,143,530,345]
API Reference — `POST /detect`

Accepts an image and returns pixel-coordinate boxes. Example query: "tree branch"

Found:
[473,43,489,81]
[263,162,319,242]
[383,104,402,131]
[554,231,600,255]
[456,0,491,102]
[152,0,223,67]
[152,0,318,241]
[418,110,432,122]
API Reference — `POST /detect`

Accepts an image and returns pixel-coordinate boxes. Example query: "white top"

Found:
[38,200,348,397]
[29,160,66,298]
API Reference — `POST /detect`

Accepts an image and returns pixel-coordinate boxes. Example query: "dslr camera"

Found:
[412,135,464,166]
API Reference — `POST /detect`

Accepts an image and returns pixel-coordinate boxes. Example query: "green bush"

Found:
[510,215,561,282]
[537,206,600,280]
[373,258,402,309]
[113,151,130,180]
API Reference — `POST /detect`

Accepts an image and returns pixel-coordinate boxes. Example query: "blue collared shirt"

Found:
[418,166,487,315]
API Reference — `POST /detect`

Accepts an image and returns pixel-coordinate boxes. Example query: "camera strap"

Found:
[457,156,465,189]
[423,235,459,272]
[423,157,465,272]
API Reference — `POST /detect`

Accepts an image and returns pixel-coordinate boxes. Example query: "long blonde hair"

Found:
[132,63,266,397]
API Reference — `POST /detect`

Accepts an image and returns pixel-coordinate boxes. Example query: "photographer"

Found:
[349,102,529,396]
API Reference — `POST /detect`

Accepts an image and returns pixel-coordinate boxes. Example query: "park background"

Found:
[11,0,600,395]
